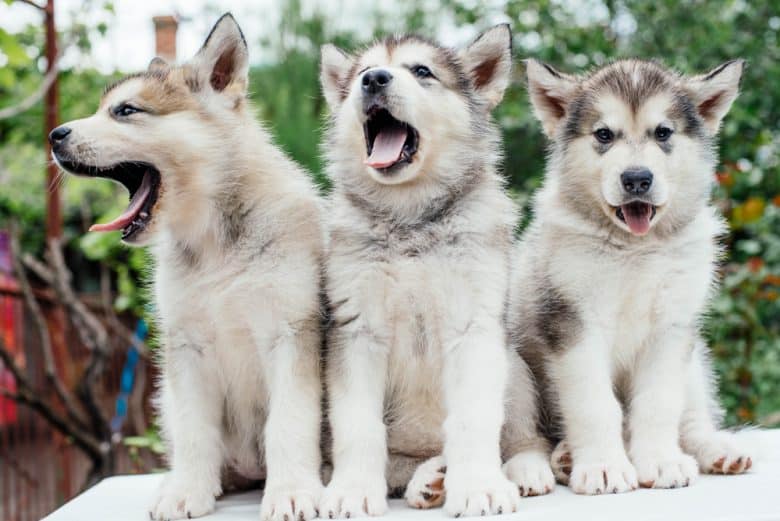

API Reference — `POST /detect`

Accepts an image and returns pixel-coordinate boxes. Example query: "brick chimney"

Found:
[152,15,178,62]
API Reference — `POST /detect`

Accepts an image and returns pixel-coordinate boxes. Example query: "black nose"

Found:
[48,126,72,145]
[362,69,393,95]
[621,167,653,195]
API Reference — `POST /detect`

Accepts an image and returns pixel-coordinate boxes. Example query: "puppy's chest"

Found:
[568,247,712,348]
[359,220,461,260]
[336,229,473,358]
[155,252,270,337]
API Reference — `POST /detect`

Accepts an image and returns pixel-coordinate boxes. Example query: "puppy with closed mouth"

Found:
[319,26,553,518]
[508,58,753,495]
[50,14,325,521]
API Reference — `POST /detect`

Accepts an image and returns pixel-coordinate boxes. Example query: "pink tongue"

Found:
[90,172,152,232]
[622,203,652,235]
[365,126,407,169]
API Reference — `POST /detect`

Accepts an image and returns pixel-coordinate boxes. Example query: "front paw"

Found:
[503,450,555,497]
[444,469,520,517]
[261,483,322,521]
[631,449,698,489]
[150,477,218,520]
[319,477,388,518]
[568,454,638,495]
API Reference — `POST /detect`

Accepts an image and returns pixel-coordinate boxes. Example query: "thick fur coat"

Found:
[508,58,752,495]
[319,26,553,518]
[51,15,325,521]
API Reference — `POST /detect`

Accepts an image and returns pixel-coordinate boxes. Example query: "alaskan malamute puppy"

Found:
[318,26,553,518]
[50,14,324,521]
[509,58,752,495]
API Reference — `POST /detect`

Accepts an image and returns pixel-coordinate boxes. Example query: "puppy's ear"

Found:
[320,44,354,110]
[524,59,578,137]
[685,60,744,134]
[191,13,249,96]
[459,24,512,110]
[147,57,169,74]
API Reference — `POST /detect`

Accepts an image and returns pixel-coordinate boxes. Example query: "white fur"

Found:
[320,27,550,518]
[512,59,751,495]
[54,14,324,521]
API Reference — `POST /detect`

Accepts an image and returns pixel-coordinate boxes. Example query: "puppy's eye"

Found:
[594,128,614,144]
[113,104,142,117]
[654,125,673,142]
[411,65,434,79]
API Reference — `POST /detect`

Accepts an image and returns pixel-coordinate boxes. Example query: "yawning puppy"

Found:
[319,26,553,518]
[509,58,753,495]
[50,14,325,521]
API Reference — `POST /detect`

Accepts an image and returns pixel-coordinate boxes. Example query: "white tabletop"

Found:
[45,430,779,521]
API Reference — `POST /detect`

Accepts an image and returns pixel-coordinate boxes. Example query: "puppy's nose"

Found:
[362,69,393,95]
[48,126,72,145]
[621,167,653,195]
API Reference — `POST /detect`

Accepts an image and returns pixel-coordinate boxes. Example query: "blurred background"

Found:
[0,0,778,518]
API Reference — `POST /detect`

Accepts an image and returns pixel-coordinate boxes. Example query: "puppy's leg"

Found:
[261,323,323,521]
[320,331,389,518]
[502,356,555,497]
[627,328,698,489]
[442,319,520,517]
[151,341,224,521]
[553,330,637,495]
[680,341,753,474]
[403,455,446,509]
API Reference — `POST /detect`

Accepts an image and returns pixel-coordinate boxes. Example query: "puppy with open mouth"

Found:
[509,58,753,495]
[50,14,325,521]
[319,26,553,518]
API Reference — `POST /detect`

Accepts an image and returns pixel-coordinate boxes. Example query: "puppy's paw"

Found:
[503,450,555,497]
[261,483,322,521]
[631,450,699,489]
[150,479,218,520]
[690,433,753,475]
[319,477,388,518]
[550,440,573,485]
[405,457,446,509]
[568,454,638,495]
[444,469,520,517]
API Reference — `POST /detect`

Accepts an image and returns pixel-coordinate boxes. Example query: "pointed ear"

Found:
[320,44,354,110]
[685,60,744,134]
[147,57,169,74]
[524,59,578,137]
[191,13,249,95]
[459,24,513,109]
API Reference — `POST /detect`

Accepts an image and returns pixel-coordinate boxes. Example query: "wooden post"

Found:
[44,0,61,240]
[42,0,72,500]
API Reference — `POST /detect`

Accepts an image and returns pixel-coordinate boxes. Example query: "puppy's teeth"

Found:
[139,211,149,219]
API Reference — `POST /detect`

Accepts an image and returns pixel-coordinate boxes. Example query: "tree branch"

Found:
[15,0,46,11]
[0,54,59,120]
[24,252,151,358]
[0,19,82,120]
[0,341,104,461]
[9,225,90,430]
[44,238,113,438]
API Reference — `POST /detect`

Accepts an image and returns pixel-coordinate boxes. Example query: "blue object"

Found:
[111,319,148,433]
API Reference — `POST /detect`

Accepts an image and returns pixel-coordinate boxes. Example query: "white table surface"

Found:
[46,430,779,521]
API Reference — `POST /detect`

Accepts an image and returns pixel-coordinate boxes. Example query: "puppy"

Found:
[319,26,552,518]
[509,58,752,494]
[50,14,325,520]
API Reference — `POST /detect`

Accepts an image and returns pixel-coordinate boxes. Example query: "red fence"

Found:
[0,254,159,520]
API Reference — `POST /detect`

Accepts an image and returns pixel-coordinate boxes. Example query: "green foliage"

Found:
[1,0,778,426]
